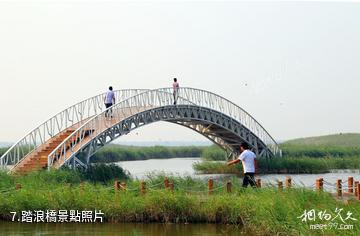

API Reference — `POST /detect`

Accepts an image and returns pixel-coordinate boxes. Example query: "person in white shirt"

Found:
[172,78,179,105]
[227,143,257,187]
[104,86,115,118]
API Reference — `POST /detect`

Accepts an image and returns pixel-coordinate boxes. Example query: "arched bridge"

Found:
[0,88,281,174]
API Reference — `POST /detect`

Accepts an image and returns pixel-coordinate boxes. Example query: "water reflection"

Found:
[0,222,244,236]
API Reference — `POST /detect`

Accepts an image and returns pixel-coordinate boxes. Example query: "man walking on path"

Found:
[227,143,257,188]
[172,78,179,105]
[104,86,115,118]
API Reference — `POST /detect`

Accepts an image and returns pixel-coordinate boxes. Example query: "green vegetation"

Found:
[280,144,360,158]
[0,147,8,157]
[10,164,129,184]
[197,133,360,174]
[201,145,227,161]
[91,145,204,163]
[194,157,360,175]
[1,170,359,235]
[284,133,360,147]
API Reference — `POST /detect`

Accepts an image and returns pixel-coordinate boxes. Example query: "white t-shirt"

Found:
[238,149,256,173]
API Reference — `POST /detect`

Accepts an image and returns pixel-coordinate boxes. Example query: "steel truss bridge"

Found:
[0,88,281,174]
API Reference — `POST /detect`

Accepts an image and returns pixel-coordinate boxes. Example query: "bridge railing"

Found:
[48,87,280,169]
[164,87,280,155]
[47,89,196,168]
[0,89,148,170]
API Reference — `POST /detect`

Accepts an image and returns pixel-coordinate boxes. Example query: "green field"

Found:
[283,133,360,147]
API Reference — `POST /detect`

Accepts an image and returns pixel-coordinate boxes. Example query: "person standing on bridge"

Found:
[104,86,115,118]
[227,143,257,188]
[173,78,179,105]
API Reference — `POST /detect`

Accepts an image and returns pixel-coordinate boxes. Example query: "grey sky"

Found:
[0,1,359,143]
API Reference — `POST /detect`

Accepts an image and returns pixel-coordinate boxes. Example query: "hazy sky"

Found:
[0,1,359,144]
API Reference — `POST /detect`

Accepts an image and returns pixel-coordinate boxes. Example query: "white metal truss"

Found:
[1,87,281,171]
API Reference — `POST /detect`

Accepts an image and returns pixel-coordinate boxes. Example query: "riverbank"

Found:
[193,157,360,175]
[90,145,204,162]
[0,170,359,235]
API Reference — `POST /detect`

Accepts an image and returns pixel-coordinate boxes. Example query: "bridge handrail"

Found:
[47,89,197,167]
[48,87,280,168]
[0,89,148,170]
[165,87,279,154]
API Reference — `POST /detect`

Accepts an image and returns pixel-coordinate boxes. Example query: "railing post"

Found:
[15,183,22,190]
[348,177,354,194]
[256,179,261,188]
[315,179,320,191]
[285,177,292,189]
[226,181,232,193]
[316,178,324,192]
[141,181,146,195]
[319,178,323,191]
[336,179,342,198]
[356,183,360,201]
[355,181,359,197]
[278,181,283,191]
[164,177,169,189]
[208,178,213,195]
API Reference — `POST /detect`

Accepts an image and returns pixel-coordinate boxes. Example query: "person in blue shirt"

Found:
[104,86,115,118]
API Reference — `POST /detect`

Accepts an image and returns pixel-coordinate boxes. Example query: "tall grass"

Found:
[91,145,204,162]
[194,157,360,175]
[0,171,359,235]
[281,143,360,158]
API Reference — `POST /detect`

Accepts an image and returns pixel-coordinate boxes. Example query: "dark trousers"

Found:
[242,172,256,188]
[173,91,178,105]
[105,103,113,117]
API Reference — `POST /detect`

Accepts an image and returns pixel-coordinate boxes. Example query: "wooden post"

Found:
[208,178,213,195]
[226,181,232,193]
[164,177,169,189]
[169,182,174,193]
[141,181,146,195]
[319,178,323,191]
[348,177,354,194]
[256,179,261,188]
[278,181,283,191]
[120,182,127,191]
[15,183,22,190]
[285,177,291,189]
[315,179,320,191]
[336,179,342,198]
[316,178,324,191]
[356,183,360,201]
[114,180,120,191]
[355,181,359,197]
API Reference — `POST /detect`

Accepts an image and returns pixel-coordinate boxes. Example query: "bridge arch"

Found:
[1,87,280,173]
[47,88,280,170]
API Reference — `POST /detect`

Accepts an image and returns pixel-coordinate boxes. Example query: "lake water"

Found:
[0,222,244,236]
[117,157,360,192]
